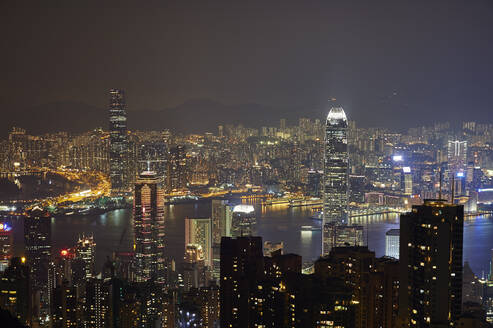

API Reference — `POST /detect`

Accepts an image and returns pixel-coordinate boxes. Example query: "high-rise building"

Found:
[231,205,256,237]
[0,257,32,327]
[133,170,166,285]
[402,167,412,195]
[185,218,212,268]
[316,246,399,328]
[385,229,400,259]
[220,236,264,328]
[399,200,464,326]
[24,207,51,319]
[167,145,187,192]
[211,200,232,280]
[447,140,467,173]
[183,244,206,291]
[75,234,96,280]
[109,89,129,194]
[0,220,13,272]
[322,222,364,256]
[323,107,349,255]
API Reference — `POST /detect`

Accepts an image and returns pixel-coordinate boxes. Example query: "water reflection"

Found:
[10,203,493,276]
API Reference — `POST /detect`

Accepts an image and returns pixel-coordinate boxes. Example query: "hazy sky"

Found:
[1,0,492,128]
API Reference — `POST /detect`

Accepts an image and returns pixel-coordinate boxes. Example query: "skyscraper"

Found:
[211,200,232,280]
[109,89,128,194]
[185,217,212,268]
[220,236,264,328]
[133,170,166,285]
[0,220,13,272]
[385,229,400,259]
[399,200,464,326]
[75,234,96,280]
[447,140,467,173]
[323,107,349,255]
[24,207,51,319]
[167,145,187,192]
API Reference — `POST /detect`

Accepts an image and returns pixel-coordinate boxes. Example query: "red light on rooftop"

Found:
[61,249,69,256]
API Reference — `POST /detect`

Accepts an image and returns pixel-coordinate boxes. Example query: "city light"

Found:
[392,155,403,162]
[233,205,255,214]
[0,223,11,232]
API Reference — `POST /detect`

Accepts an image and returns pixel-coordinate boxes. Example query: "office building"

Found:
[385,229,400,259]
[109,88,129,194]
[399,200,464,326]
[447,140,467,173]
[0,220,13,272]
[402,167,412,195]
[183,244,206,291]
[211,199,232,280]
[167,145,187,192]
[133,170,166,285]
[24,207,51,319]
[231,204,256,237]
[322,222,364,256]
[75,234,96,280]
[185,218,212,268]
[323,107,349,255]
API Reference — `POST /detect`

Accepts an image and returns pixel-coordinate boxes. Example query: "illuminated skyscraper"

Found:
[185,218,212,268]
[447,140,467,173]
[322,107,349,255]
[109,89,128,194]
[75,234,96,280]
[133,170,166,285]
[399,200,463,326]
[24,207,52,320]
[211,200,232,280]
[167,145,187,192]
[0,220,13,272]
[385,229,399,259]
[231,205,256,237]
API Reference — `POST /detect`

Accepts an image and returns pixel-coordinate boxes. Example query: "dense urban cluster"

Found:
[1,89,493,327]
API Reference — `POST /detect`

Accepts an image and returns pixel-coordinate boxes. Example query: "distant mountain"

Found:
[3,99,318,137]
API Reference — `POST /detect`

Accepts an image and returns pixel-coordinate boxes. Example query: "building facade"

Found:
[109,89,129,194]
[323,107,349,255]
[133,171,166,285]
[399,200,464,326]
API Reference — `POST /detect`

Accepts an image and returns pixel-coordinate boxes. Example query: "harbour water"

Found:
[10,202,493,277]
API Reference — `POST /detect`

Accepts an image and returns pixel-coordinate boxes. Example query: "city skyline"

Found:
[2,2,493,327]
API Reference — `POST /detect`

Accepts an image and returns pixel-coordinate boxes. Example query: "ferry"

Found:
[301,225,321,232]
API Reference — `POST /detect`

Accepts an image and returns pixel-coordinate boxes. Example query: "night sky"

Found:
[1,0,492,132]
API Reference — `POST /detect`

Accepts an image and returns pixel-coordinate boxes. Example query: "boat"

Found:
[301,225,321,232]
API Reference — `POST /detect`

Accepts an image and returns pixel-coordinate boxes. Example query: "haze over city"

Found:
[2,1,493,328]
[2,0,493,135]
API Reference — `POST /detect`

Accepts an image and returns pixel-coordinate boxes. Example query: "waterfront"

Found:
[10,202,493,277]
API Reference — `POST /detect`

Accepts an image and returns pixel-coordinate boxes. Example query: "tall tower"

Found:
[398,200,463,326]
[24,207,52,319]
[109,89,128,195]
[75,234,96,280]
[322,107,349,255]
[133,170,166,285]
